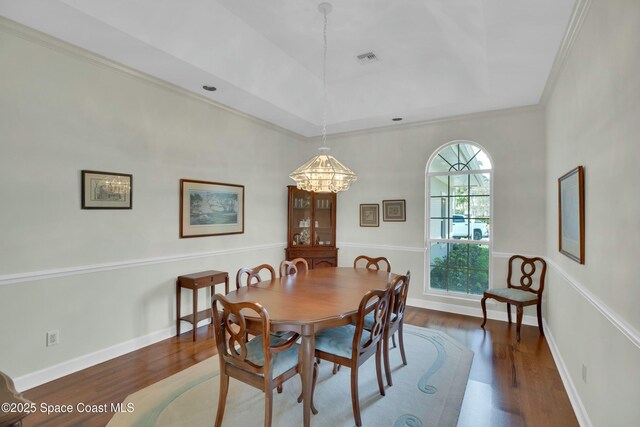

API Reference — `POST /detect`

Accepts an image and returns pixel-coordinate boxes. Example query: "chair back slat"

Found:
[389,271,411,329]
[353,255,391,272]
[279,258,309,277]
[354,288,391,356]
[507,255,547,296]
[236,264,276,290]
[212,294,270,376]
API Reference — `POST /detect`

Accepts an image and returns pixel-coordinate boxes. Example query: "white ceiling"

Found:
[0,0,575,137]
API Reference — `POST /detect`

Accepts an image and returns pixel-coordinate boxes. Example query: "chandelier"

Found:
[289,2,357,193]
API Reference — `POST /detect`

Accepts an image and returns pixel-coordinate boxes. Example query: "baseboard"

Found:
[542,319,592,427]
[407,297,538,326]
[14,325,181,392]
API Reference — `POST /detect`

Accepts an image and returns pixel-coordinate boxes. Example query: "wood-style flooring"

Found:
[22,307,578,426]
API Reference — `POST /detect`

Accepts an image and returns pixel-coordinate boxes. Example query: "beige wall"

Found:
[0,20,305,383]
[544,0,640,425]
[324,108,547,317]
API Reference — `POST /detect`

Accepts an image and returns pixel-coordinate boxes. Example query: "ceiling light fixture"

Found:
[289,2,357,193]
[202,85,217,91]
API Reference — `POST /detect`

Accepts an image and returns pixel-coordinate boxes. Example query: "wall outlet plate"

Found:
[46,330,60,347]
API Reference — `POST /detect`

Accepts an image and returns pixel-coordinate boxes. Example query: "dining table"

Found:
[222,266,397,427]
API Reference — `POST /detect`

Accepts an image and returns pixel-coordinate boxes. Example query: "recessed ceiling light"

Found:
[392,117,403,121]
[202,85,217,91]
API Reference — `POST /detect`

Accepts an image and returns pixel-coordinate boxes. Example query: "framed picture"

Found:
[180,179,244,238]
[382,199,406,222]
[81,170,132,209]
[558,166,585,264]
[360,204,379,227]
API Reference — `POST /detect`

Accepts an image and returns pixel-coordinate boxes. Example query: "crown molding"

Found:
[539,0,593,106]
[0,16,307,141]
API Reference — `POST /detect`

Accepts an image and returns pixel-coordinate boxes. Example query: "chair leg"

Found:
[214,373,229,427]
[480,296,488,328]
[391,333,397,349]
[332,363,341,374]
[383,334,393,387]
[375,342,386,396]
[398,322,407,366]
[277,384,283,394]
[507,303,512,324]
[350,365,362,427]
[536,303,544,336]
[516,305,523,341]
[297,363,319,415]
[264,387,273,427]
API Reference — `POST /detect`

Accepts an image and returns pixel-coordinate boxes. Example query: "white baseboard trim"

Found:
[543,319,592,427]
[13,325,181,392]
[407,297,538,326]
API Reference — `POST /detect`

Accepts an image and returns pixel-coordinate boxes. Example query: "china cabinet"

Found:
[285,186,337,268]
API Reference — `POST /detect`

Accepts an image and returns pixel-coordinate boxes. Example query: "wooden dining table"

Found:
[223,266,397,427]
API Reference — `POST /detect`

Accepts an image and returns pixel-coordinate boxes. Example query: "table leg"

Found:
[192,287,198,342]
[300,331,314,427]
[176,280,181,337]
[209,285,215,325]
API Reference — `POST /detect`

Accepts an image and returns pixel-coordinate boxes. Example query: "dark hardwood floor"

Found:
[22,307,578,427]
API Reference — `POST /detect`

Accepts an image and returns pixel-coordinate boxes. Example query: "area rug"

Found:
[108,325,473,427]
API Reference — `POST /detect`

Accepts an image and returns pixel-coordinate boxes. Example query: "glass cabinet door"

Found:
[290,189,312,246]
[313,193,334,246]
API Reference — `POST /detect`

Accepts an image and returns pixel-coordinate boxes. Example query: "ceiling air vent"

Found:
[356,51,380,65]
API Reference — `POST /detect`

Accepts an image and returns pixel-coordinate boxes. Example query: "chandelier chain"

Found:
[321,8,328,147]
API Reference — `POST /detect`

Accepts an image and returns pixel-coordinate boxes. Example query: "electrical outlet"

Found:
[581,364,587,383]
[46,330,60,347]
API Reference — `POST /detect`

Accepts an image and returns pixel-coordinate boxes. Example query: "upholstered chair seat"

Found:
[314,325,371,358]
[245,335,300,378]
[484,287,538,302]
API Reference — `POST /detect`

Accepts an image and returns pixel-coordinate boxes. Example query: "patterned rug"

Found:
[108,325,472,427]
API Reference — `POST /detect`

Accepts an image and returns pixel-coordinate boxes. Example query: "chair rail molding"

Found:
[0,243,286,286]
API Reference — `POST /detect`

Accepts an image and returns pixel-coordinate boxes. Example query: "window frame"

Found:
[424,141,493,299]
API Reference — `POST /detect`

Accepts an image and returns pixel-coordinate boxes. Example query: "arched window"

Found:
[426,142,492,296]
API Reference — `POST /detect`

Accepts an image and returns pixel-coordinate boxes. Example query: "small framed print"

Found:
[558,166,585,264]
[382,199,406,222]
[180,179,244,238]
[81,170,132,209]
[360,204,379,227]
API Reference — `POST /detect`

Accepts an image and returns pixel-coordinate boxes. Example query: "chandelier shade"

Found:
[289,2,357,193]
[289,147,357,193]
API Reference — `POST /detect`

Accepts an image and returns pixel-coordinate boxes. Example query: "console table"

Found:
[176,270,228,341]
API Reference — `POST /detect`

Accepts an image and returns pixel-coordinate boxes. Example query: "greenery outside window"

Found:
[427,142,492,296]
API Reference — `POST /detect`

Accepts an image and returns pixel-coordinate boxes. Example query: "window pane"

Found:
[469,270,489,295]
[430,266,447,290]
[450,175,469,195]
[429,195,449,219]
[446,243,469,268]
[469,196,490,218]
[449,197,468,216]
[469,245,490,269]
[429,219,447,239]
[469,174,490,195]
[429,176,448,194]
[447,268,468,293]
[429,242,448,266]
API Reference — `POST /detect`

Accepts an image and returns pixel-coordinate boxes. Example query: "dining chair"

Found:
[364,271,411,386]
[353,255,391,272]
[212,294,302,427]
[309,287,392,427]
[481,255,547,341]
[279,258,309,277]
[235,264,276,290]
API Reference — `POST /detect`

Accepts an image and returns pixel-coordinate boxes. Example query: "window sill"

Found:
[422,289,494,304]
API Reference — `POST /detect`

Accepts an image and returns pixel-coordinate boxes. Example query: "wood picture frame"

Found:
[359,204,379,227]
[180,179,244,238]
[382,199,406,222]
[558,166,585,264]
[81,170,132,209]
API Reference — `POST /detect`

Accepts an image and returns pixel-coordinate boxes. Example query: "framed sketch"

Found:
[382,199,406,222]
[558,166,585,264]
[360,204,379,227]
[180,179,244,238]
[81,170,132,209]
